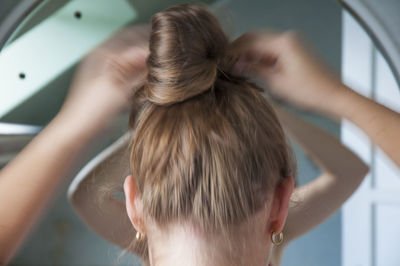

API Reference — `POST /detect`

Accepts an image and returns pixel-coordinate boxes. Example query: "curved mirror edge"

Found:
[339,0,400,90]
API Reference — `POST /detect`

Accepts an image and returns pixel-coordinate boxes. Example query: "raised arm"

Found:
[325,86,400,167]
[0,25,149,264]
[232,30,400,168]
[0,111,98,264]
[274,106,369,244]
[67,132,136,251]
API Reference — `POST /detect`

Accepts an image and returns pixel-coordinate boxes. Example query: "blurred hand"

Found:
[232,31,345,111]
[59,24,150,131]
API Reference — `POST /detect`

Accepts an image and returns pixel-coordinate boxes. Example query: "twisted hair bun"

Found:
[145,4,229,105]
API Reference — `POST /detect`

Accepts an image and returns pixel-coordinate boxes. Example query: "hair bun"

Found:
[145,4,229,105]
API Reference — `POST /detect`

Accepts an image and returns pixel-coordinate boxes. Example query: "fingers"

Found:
[230,30,284,76]
[117,24,151,44]
[98,24,151,52]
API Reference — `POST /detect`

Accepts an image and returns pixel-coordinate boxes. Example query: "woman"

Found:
[2,4,399,266]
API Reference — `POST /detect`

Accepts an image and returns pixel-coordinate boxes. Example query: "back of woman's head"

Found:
[130,3,295,239]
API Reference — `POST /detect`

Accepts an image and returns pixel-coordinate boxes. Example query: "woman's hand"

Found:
[59,24,150,133]
[232,31,346,112]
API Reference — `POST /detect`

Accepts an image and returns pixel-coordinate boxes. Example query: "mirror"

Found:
[340,0,400,89]
[1,1,399,266]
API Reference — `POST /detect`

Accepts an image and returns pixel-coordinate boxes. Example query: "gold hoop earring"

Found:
[271,231,283,245]
[135,231,146,241]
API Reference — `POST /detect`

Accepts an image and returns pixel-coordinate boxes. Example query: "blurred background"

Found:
[0,0,399,266]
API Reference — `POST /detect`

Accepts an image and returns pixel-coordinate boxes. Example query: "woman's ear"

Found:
[268,176,294,235]
[123,175,145,233]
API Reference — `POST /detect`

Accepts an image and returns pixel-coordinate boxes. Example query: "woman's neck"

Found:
[146,222,270,266]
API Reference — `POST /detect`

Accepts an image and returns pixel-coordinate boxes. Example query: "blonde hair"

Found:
[128,4,295,262]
